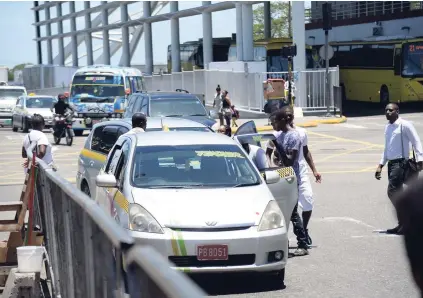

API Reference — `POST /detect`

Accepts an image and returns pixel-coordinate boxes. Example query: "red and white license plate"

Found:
[197,245,228,261]
[92,119,101,124]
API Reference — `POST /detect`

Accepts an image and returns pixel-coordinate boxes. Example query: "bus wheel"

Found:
[380,86,389,106]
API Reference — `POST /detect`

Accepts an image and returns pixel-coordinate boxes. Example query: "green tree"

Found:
[7,63,32,81]
[253,2,291,40]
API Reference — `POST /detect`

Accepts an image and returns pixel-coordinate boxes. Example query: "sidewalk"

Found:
[230,116,347,132]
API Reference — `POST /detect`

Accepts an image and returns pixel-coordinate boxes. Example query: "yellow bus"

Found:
[227,38,316,74]
[321,37,423,104]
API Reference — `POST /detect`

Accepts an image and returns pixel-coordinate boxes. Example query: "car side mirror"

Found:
[261,170,280,185]
[96,174,118,188]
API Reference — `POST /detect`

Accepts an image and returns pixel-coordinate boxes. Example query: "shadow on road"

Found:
[189,273,286,296]
[343,101,423,118]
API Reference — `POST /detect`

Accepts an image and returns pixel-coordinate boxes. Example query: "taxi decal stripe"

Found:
[171,231,180,256]
[80,148,107,163]
[176,229,187,256]
[114,192,129,213]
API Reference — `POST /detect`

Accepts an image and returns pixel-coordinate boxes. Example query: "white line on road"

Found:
[338,123,367,129]
[315,217,377,229]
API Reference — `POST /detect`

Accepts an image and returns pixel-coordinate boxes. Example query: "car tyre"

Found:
[22,118,29,133]
[81,182,91,198]
[12,120,18,132]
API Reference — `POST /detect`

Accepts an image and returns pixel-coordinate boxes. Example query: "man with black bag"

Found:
[375,103,423,235]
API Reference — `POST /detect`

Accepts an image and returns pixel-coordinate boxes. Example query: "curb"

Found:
[314,116,347,124]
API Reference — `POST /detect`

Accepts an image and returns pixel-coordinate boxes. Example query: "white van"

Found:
[0,85,27,126]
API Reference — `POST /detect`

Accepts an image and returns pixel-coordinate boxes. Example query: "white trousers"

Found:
[298,172,314,212]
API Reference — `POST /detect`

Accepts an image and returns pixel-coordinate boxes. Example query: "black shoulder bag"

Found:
[401,124,419,185]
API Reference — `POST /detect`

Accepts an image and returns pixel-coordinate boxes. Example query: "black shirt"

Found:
[53,101,70,115]
[222,96,230,109]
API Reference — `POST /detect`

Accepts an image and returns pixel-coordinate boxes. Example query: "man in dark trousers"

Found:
[375,103,423,234]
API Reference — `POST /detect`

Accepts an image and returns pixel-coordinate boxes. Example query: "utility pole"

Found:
[281,45,297,107]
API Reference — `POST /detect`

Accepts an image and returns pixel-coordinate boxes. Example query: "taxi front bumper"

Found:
[0,113,12,126]
[129,226,288,273]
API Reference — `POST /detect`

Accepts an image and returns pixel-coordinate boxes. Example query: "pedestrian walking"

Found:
[273,107,309,256]
[212,85,223,126]
[221,90,232,127]
[375,103,423,235]
[22,114,55,172]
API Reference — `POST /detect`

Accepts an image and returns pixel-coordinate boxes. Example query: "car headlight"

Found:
[258,201,284,231]
[129,203,164,234]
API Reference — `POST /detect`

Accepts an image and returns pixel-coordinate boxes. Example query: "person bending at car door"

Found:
[375,103,423,235]
[126,112,147,134]
[274,107,309,256]
[238,138,268,171]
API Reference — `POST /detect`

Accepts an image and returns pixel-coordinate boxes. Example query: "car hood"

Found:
[131,185,272,229]
[181,115,216,127]
[0,98,16,110]
[27,108,53,118]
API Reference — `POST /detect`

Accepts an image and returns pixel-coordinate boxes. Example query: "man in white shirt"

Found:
[375,103,423,235]
[126,113,147,134]
[22,114,55,172]
[267,108,321,247]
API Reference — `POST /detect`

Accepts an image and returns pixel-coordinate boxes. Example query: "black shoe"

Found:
[305,229,312,246]
[386,225,401,234]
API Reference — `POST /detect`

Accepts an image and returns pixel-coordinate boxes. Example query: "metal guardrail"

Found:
[28,148,205,298]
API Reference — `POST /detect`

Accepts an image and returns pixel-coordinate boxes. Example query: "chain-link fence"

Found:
[31,150,205,298]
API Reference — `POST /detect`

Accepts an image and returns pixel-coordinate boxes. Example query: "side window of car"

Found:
[91,125,120,155]
[140,96,148,114]
[118,127,129,137]
[105,145,123,174]
[115,140,132,188]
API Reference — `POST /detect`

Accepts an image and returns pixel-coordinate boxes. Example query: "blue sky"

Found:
[0,1,310,68]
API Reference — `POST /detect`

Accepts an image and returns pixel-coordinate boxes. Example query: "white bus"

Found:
[69,65,146,135]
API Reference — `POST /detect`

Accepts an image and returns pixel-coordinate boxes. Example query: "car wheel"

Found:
[74,130,83,137]
[81,182,91,198]
[22,119,29,133]
[12,120,18,132]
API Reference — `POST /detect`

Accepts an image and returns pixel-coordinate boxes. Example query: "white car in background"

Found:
[12,95,57,132]
[0,85,27,127]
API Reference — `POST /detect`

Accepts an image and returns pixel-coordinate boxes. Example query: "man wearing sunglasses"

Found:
[375,103,423,235]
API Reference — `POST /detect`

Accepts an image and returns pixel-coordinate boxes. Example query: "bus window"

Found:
[125,77,132,93]
[394,48,401,76]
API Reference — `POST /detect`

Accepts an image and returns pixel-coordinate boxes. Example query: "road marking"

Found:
[308,131,384,148]
[315,145,376,163]
[315,217,377,229]
[338,123,367,129]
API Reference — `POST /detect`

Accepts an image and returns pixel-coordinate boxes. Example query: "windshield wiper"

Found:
[233,182,261,188]
[96,97,115,103]
[164,114,184,117]
[145,184,205,189]
[188,114,207,116]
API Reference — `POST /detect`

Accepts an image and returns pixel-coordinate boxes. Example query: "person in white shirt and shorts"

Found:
[22,114,55,173]
[267,108,321,246]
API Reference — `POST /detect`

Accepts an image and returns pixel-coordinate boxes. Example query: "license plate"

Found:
[92,119,100,124]
[197,245,228,261]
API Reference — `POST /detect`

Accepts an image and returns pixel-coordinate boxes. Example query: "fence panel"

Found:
[30,151,205,298]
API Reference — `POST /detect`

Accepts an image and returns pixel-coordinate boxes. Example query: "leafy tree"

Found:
[253,2,291,40]
[7,63,32,81]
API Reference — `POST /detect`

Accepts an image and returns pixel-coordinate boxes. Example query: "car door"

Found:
[96,140,124,213]
[14,97,24,127]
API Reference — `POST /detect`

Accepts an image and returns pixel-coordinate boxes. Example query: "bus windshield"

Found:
[403,42,423,77]
[70,75,125,98]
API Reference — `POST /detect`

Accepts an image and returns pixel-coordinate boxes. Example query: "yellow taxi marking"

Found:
[80,148,107,162]
[114,191,129,213]
[171,231,180,256]
[162,125,170,131]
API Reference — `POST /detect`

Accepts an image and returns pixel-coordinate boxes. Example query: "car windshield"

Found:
[146,127,212,132]
[0,89,26,99]
[26,97,57,108]
[149,98,207,117]
[131,144,261,188]
[70,75,125,97]
[402,42,423,77]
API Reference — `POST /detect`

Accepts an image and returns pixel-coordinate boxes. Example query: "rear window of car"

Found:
[131,144,261,189]
[149,97,207,117]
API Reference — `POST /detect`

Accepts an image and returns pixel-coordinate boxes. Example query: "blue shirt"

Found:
[276,130,301,181]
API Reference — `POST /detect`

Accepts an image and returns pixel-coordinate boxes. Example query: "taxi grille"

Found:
[169,226,251,232]
[169,254,255,267]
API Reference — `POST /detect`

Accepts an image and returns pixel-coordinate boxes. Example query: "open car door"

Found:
[260,166,298,230]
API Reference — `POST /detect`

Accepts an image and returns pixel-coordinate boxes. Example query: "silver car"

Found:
[76,117,214,198]
[93,130,297,283]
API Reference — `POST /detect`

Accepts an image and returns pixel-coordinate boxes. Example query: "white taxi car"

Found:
[94,128,298,283]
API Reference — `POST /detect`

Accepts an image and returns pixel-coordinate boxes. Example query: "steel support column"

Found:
[170,2,181,72]
[242,3,254,61]
[202,1,213,69]
[292,1,306,107]
[264,1,271,39]
[144,1,153,75]
[120,3,130,67]
[69,2,78,67]
[45,5,53,64]
[56,3,64,65]
[84,1,94,66]
[101,1,110,65]
[235,3,243,61]
[34,1,42,64]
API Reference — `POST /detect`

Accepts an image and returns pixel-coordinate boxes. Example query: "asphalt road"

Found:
[0,113,421,297]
